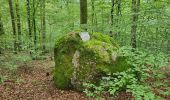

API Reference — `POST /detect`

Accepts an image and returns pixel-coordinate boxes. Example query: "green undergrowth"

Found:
[83,46,169,100]
[0,74,6,84]
[0,53,32,83]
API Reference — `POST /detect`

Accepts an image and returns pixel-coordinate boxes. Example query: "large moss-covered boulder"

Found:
[53,32,130,91]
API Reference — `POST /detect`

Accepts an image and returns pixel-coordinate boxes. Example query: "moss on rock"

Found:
[53,32,130,91]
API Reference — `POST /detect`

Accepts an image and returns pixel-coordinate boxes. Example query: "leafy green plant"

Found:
[0,74,6,84]
[15,54,32,63]
[83,70,155,100]
[83,47,168,100]
[30,50,47,60]
[127,84,162,100]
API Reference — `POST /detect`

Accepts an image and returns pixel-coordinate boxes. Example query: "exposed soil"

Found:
[0,57,85,100]
[0,54,169,100]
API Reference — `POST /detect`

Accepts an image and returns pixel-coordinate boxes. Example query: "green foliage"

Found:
[0,74,6,84]
[0,0,169,98]
[15,54,32,63]
[0,53,32,72]
[0,0,169,55]
[127,84,160,100]
[83,46,168,100]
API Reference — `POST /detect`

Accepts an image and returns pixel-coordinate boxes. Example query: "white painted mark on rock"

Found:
[80,32,90,42]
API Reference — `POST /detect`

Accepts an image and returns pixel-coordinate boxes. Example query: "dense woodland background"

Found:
[0,0,169,55]
[0,0,170,100]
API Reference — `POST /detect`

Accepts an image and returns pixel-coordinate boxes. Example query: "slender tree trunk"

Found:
[168,33,170,54]
[49,16,52,52]
[101,8,104,32]
[110,0,114,37]
[16,0,22,51]
[116,0,121,36]
[91,0,97,32]
[0,14,5,35]
[117,0,121,16]
[0,13,5,54]
[8,0,17,53]
[40,3,42,49]
[91,0,95,32]
[80,0,87,30]
[42,0,46,52]
[32,0,37,50]
[131,0,137,49]
[26,0,32,38]
[131,0,140,49]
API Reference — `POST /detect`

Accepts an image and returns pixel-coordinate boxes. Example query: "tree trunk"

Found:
[0,13,5,54]
[8,0,17,53]
[91,0,94,32]
[32,0,37,50]
[110,0,114,37]
[117,0,121,16]
[168,34,170,55]
[16,0,22,51]
[26,0,32,38]
[131,0,140,49]
[80,0,87,30]
[91,0,97,33]
[0,14,5,35]
[116,0,121,37]
[42,0,46,52]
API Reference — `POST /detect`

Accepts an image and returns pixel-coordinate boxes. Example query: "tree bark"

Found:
[168,32,170,54]
[80,0,87,30]
[0,14,5,35]
[26,0,32,38]
[91,0,97,33]
[110,0,114,37]
[116,0,121,37]
[117,0,121,16]
[0,13,5,54]
[16,0,22,51]
[8,0,17,53]
[32,0,37,50]
[91,0,94,32]
[131,0,140,49]
[42,0,46,52]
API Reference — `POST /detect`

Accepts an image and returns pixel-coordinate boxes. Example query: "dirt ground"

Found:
[0,57,86,100]
[0,54,169,100]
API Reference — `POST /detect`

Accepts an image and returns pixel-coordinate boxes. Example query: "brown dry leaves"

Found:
[0,58,85,100]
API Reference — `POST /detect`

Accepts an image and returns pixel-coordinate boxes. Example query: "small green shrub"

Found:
[0,74,6,84]
[83,46,168,100]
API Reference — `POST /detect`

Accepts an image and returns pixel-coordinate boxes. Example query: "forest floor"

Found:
[0,54,86,100]
[0,53,169,100]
